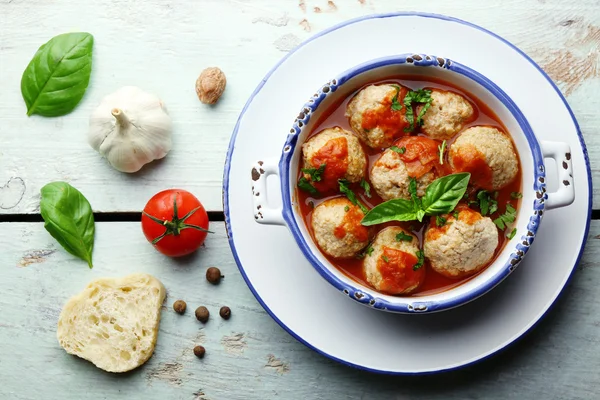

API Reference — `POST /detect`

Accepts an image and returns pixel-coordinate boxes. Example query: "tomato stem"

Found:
[144,196,213,244]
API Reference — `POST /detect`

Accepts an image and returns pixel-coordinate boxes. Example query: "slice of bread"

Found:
[57,273,166,373]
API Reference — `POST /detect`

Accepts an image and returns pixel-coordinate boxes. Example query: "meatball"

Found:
[301,127,367,192]
[311,198,370,259]
[448,126,518,190]
[418,89,475,140]
[423,206,499,278]
[370,136,440,200]
[345,84,411,149]
[364,227,425,295]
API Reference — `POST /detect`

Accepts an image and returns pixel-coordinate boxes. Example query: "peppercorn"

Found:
[219,306,231,320]
[173,300,186,314]
[193,345,206,359]
[195,306,210,323]
[206,267,223,284]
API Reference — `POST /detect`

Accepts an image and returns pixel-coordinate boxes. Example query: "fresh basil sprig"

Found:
[21,32,94,117]
[361,173,470,226]
[40,182,95,268]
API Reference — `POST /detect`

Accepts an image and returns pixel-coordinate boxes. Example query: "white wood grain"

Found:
[0,222,598,399]
[0,0,598,213]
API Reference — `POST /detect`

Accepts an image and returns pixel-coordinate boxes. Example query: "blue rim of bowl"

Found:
[279,53,546,314]
[223,12,592,375]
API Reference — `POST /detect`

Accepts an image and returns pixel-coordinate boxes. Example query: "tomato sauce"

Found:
[297,76,522,297]
[309,137,349,192]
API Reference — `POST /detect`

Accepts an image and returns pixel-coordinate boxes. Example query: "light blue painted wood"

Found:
[0,222,598,399]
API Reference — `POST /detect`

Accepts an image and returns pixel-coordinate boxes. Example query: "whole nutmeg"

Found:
[195,306,210,323]
[219,306,231,320]
[193,345,206,359]
[195,67,226,104]
[206,267,223,285]
[173,300,187,315]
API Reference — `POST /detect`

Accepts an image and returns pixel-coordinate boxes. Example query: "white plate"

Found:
[223,12,592,374]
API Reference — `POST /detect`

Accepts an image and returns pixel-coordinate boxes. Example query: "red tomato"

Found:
[141,189,210,257]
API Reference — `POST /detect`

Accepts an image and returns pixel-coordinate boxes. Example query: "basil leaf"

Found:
[507,228,517,240]
[301,164,326,182]
[361,198,416,226]
[436,216,447,227]
[422,173,471,216]
[403,89,432,132]
[360,178,372,198]
[396,232,413,242]
[21,32,94,117]
[339,179,368,214]
[390,146,406,154]
[40,182,95,268]
[298,177,319,195]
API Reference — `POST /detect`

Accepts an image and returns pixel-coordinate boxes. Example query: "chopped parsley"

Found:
[435,215,447,227]
[390,85,403,111]
[339,179,368,214]
[494,204,517,230]
[390,145,406,154]
[452,210,460,219]
[413,250,425,271]
[507,227,517,240]
[438,140,447,165]
[298,177,319,195]
[301,163,326,182]
[344,205,350,212]
[308,201,314,209]
[408,178,425,221]
[382,255,389,263]
[396,232,413,242]
[477,190,498,216]
[360,178,372,198]
[403,89,433,132]
[366,246,374,256]
[511,192,523,199]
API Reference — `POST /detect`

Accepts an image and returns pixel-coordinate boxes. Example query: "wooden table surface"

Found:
[1,1,599,399]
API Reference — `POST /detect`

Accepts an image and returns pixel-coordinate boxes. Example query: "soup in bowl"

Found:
[251,54,575,313]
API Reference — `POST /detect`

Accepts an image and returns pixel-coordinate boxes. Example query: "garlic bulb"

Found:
[88,86,172,173]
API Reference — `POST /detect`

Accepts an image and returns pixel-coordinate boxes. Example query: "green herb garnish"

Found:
[382,255,389,263]
[298,177,319,195]
[507,228,517,240]
[413,250,425,271]
[438,140,447,165]
[344,205,350,212]
[476,190,498,216]
[301,163,326,182]
[403,89,433,132]
[436,216,447,227]
[361,173,470,226]
[390,146,406,154]
[494,204,517,230]
[396,232,413,242]
[452,210,460,219]
[390,85,402,111]
[511,192,523,199]
[360,178,372,198]
[339,179,368,214]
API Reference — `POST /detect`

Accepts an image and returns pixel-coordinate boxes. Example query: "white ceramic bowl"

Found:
[251,54,575,313]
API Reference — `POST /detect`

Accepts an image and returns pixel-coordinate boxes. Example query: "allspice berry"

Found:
[219,306,231,320]
[195,67,226,104]
[173,300,187,314]
[195,306,210,323]
[206,267,223,285]
[193,345,206,359]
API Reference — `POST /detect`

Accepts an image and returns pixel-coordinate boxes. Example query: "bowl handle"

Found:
[540,140,575,210]
[251,159,286,226]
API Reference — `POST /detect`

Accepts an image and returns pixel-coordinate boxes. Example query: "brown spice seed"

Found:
[173,300,186,314]
[206,267,223,284]
[195,67,226,104]
[219,306,231,320]
[195,306,210,323]
[193,345,205,359]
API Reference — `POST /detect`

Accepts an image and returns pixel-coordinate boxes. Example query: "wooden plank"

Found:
[0,221,598,399]
[1,0,598,214]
